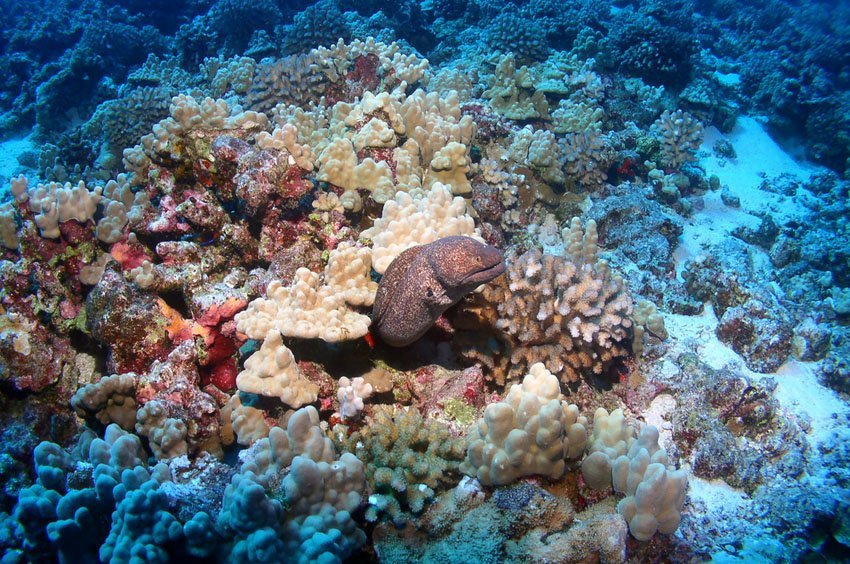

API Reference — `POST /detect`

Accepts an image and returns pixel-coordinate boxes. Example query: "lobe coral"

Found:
[371,236,505,347]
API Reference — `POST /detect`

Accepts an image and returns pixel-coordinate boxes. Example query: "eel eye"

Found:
[426,288,435,297]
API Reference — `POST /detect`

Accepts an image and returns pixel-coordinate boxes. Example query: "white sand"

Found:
[657,117,847,557]
[673,117,816,278]
[0,135,34,190]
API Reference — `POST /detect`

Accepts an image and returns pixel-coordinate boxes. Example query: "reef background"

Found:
[0,0,848,561]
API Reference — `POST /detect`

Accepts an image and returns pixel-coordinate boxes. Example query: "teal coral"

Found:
[334,406,466,524]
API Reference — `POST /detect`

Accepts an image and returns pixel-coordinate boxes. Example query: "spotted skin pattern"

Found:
[371,236,505,347]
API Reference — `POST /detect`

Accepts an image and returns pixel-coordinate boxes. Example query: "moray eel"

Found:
[371,236,505,347]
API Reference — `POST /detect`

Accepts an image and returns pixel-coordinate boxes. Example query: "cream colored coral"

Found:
[315,38,429,91]
[255,123,316,170]
[563,216,599,265]
[361,182,483,274]
[324,242,378,307]
[613,426,688,541]
[224,394,271,446]
[71,373,137,430]
[430,66,475,101]
[337,376,373,420]
[339,190,363,213]
[342,91,405,136]
[0,204,18,250]
[10,175,29,204]
[484,54,550,120]
[462,362,587,486]
[241,405,336,480]
[632,300,668,355]
[424,141,472,195]
[236,330,318,408]
[203,55,257,95]
[316,137,395,199]
[136,400,188,460]
[128,260,156,289]
[235,243,375,342]
[273,86,472,203]
[126,94,270,181]
[400,90,475,166]
[25,180,103,239]
[508,127,565,186]
[353,117,400,151]
[580,407,635,489]
[96,200,128,243]
[552,99,604,134]
[312,191,344,214]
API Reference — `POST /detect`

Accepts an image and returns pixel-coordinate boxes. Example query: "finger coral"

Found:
[461,362,588,486]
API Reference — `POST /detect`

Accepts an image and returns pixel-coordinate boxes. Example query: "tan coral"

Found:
[456,218,633,386]
[462,363,587,485]
[484,53,550,120]
[236,330,318,408]
[361,183,483,275]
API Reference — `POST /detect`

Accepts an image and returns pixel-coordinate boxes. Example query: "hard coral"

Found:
[462,363,587,486]
[457,219,633,387]
[335,405,466,524]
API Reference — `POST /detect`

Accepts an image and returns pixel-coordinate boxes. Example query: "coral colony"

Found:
[0,0,849,562]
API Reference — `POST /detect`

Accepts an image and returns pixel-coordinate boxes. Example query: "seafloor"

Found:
[0,0,848,562]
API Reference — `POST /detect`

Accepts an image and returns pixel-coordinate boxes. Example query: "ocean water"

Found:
[0,0,848,562]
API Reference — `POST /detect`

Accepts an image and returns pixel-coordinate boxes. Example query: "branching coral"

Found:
[651,109,704,169]
[334,406,466,524]
[560,130,611,191]
[457,218,633,387]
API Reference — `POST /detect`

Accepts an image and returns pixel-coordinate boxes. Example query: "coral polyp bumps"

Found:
[0,37,691,562]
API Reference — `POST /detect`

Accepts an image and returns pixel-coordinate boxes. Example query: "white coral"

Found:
[362,182,483,274]
[462,363,587,485]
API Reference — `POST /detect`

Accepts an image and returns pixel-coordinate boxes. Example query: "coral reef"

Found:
[462,363,587,485]
[0,1,847,559]
[456,218,633,387]
[335,405,466,523]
